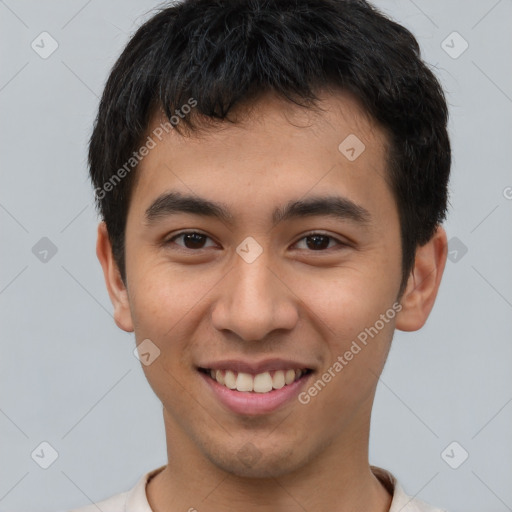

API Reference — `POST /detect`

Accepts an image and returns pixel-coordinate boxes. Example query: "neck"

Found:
[147,407,392,512]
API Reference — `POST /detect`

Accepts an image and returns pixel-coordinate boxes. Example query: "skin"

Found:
[97,90,447,512]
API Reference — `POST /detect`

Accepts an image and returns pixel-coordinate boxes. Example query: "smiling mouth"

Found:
[198,367,313,393]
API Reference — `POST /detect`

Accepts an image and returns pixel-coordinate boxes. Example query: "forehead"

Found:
[128,90,393,224]
[146,89,386,150]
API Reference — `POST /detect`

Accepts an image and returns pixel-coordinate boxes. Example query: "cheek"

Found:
[292,263,397,338]
[128,265,202,408]
[293,269,396,404]
[128,258,202,334]
[127,262,219,381]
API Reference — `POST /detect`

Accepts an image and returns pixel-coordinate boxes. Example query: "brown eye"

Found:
[305,234,331,250]
[294,233,345,251]
[167,231,216,250]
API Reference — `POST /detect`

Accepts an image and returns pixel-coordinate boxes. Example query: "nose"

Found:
[210,249,299,342]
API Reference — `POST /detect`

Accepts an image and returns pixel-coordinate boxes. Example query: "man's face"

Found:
[118,91,404,477]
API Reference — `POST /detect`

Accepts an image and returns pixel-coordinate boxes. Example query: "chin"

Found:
[199,437,311,479]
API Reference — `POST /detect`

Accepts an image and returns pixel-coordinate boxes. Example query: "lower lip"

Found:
[199,370,312,415]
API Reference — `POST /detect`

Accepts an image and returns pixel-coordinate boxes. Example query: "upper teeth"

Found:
[208,369,306,393]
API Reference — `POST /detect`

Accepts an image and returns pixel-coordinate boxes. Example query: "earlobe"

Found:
[395,225,448,332]
[96,222,135,333]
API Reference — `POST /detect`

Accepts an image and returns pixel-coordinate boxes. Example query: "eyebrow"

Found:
[144,191,372,228]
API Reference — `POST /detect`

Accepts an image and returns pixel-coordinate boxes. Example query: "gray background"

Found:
[1,1,511,511]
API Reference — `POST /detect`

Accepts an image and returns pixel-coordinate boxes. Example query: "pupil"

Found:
[306,235,329,250]
[184,233,205,249]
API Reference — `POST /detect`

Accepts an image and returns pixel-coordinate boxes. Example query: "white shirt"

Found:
[68,465,446,512]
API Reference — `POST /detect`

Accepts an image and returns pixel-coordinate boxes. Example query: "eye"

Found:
[293,232,347,251]
[165,231,348,252]
[166,231,217,250]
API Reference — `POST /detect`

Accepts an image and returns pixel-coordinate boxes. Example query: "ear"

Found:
[96,222,134,332]
[395,225,448,332]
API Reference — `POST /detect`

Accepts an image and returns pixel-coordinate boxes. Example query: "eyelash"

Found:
[165,230,348,252]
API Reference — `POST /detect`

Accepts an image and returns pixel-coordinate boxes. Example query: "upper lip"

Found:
[198,358,314,375]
